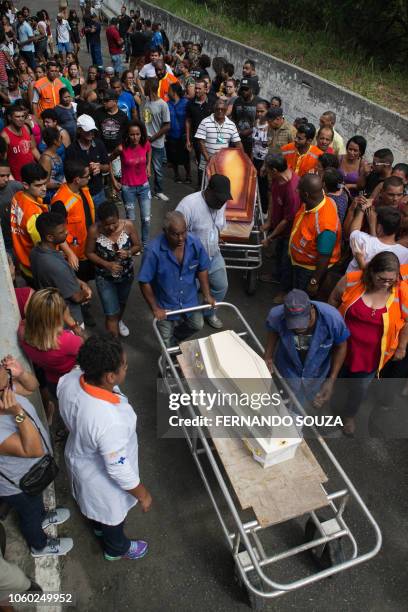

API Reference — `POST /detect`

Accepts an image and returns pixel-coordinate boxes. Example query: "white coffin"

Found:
[187,330,302,467]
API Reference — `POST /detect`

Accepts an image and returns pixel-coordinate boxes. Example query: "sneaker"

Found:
[155,192,169,202]
[31,537,73,557]
[104,540,148,561]
[206,314,223,329]
[118,320,130,337]
[42,508,70,530]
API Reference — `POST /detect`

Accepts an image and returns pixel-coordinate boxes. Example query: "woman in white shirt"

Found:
[58,334,152,561]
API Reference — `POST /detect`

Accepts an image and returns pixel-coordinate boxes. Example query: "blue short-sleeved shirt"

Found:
[118,92,136,120]
[266,301,350,399]
[138,232,210,318]
[167,97,189,140]
[18,21,35,52]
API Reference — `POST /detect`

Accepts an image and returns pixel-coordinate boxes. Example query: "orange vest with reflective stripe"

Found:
[10,191,48,270]
[281,143,322,176]
[338,268,408,370]
[34,77,64,116]
[51,184,95,260]
[289,196,341,269]
[158,73,178,102]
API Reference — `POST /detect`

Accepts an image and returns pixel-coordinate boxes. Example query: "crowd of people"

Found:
[0,0,408,600]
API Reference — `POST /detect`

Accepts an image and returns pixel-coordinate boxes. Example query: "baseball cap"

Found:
[284,290,311,330]
[104,66,114,74]
[77,114,97,132]
[267,107,283,120]
[207,174,232,205]
[103,88,118,101]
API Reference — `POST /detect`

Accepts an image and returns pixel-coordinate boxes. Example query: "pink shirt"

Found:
[344,297,386,373]
[270,172,301,237]
[18,322,83,383]
[120,141,151,187]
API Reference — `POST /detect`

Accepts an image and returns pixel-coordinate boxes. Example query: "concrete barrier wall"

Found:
[106,0,407,162]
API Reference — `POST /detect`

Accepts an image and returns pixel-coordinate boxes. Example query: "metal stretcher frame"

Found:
[201,152,267,293]
[154,303,382,606]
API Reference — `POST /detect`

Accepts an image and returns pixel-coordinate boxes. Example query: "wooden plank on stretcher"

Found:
[177,352,328,528]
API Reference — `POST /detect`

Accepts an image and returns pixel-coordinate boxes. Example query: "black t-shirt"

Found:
[118,14,132,37]
[65,138,109,196]
[95,108,129,153]
[231,95,262,146]
[130,31,147,56]
[186,97,215,134]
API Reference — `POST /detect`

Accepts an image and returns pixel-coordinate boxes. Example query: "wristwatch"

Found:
[15,412,26,424]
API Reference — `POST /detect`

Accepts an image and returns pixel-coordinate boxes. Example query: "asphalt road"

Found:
[19,2,408,610]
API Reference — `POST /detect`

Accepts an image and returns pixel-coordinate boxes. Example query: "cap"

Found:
[267,107,283,120]
[77,114,97,132]
[284,290,311,330]
[103,88,118,100]
[207,174,232,205]
[239,77,253,91]
[104,66,114,74]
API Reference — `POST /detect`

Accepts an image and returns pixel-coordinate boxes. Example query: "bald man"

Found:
[138,211,215,347]
[155,60,178,102]
[288,174,341,296]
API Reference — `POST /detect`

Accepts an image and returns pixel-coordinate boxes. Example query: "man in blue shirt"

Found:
[139,211,215,347]
[16,12,36,69]
[264,289,348,406]
[111,78,138,121]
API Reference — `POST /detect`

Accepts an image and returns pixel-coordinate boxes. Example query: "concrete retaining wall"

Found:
[106,0,407,161]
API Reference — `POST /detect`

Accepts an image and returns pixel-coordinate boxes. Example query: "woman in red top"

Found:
[18,288,83,398]
[329,252,408,435]
[111,120,152,247]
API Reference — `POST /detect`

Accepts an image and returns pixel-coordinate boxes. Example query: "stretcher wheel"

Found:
[304,517,346,569]
[234,557,266,610]
[245,270,257,296]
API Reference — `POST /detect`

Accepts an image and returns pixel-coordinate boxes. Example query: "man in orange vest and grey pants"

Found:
[289,174,341,297]
[281,123,322,177]
[32,61,64,119]
[51,159,96,326]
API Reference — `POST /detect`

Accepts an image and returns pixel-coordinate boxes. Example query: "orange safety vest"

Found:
[10,191,48,271]
[281,143,322,176]
[158,73,179,102]
[34,76,64,116]
[338,266,408,371]
[51,184,95,260]
[289,196,341,269]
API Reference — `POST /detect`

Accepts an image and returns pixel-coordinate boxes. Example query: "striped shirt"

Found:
[195,114,241,169]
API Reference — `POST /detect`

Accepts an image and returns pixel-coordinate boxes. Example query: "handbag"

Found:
[0,411,59,497]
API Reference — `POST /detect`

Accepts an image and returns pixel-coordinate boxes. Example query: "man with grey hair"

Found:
[138,211,216,347]
[319,111,345,156]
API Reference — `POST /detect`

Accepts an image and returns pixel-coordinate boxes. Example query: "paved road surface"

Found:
[17,2,408,610]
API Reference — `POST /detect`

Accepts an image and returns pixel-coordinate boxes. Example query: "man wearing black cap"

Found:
[264,289,349,406]
[242,60,261,96]
[176,174,231,328]
[231,81,262,156]
[266,108,295,154]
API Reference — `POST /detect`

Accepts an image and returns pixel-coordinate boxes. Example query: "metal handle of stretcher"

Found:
[153,302,382,595]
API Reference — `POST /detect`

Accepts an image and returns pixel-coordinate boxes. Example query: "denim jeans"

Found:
[121,183,152,246]
[90,519,130,557]
[292,265,314,292]
[92,188,106,210]
[6,492,47,550]
[151,146,165,194]
[57,42,72,54]
[157,311,204,348]
[205,252,228,315]
[111,53,123,75]
[332,365,376,418]
[95,274,134,316]
[90,42,103,68]
[275,237,292,292]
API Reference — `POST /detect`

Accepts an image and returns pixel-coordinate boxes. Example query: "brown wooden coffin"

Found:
[206,148,257,223]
